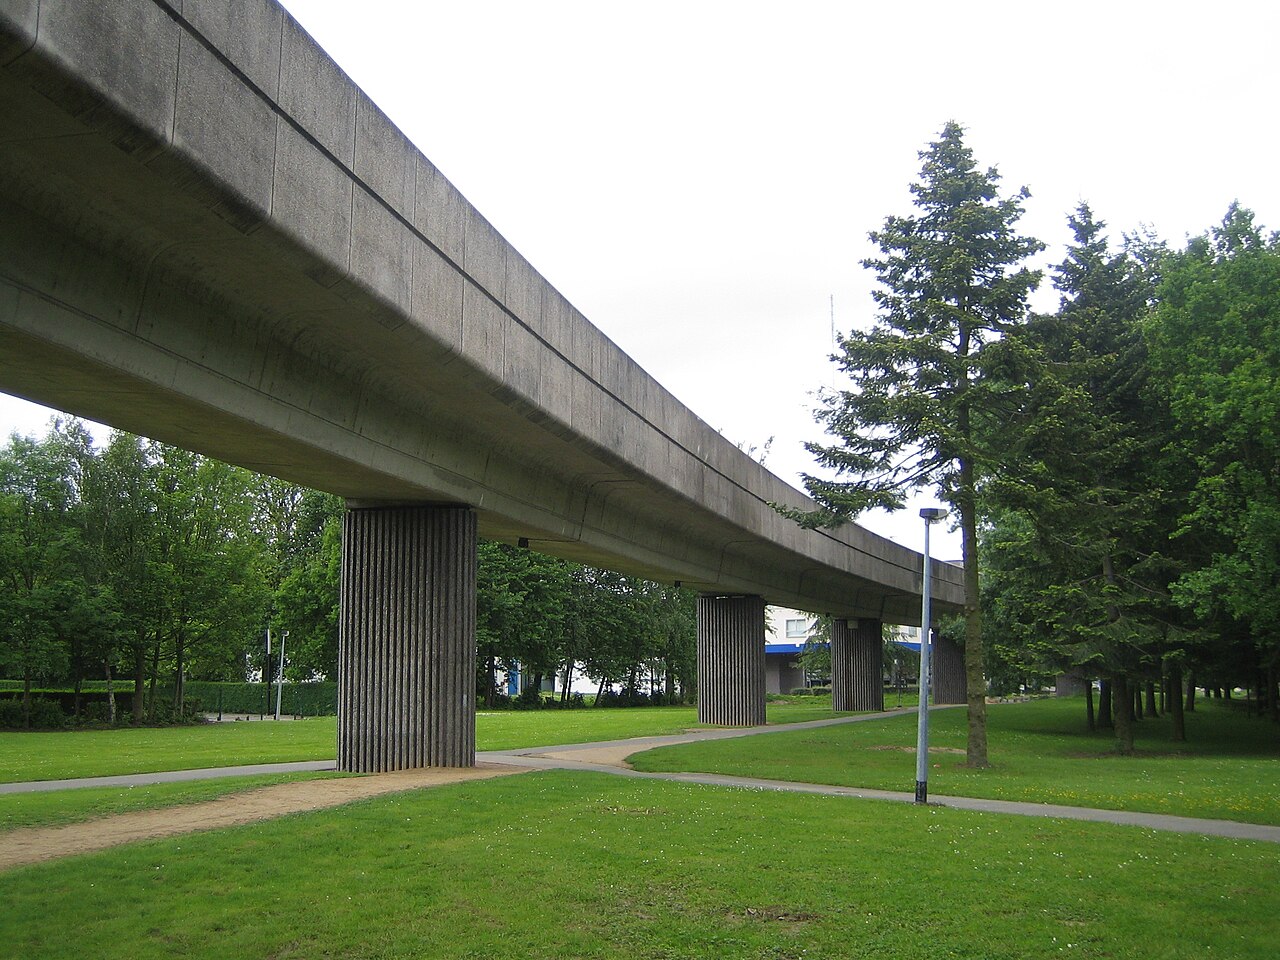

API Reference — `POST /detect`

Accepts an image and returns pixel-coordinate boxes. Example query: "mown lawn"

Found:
[1,770,1275,959]
[631,697,1280,824]
[0,699,863,784]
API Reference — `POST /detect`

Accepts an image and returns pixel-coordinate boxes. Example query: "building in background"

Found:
[765,607,814,694]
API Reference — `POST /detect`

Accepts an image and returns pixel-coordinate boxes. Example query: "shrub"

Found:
[514,686,546,710]
[0,697,67,729]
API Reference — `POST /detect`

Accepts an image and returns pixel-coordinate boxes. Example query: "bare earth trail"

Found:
[0,764,521,872]
[5,707,1279,871]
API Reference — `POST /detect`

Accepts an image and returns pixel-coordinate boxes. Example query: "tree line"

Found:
[795,121,1279,756]
[0,425,695,726]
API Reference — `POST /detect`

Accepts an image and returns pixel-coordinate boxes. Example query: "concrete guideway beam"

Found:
[0,0,964,624]
[831,618,884,712]
[696,595,766,726]
[338,505,477,771]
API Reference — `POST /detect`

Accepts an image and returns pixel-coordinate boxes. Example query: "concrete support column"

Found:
[932,629,967,705]
[832,618,884,711]
[696,594,766,726]
[338,504,476,772]
[1055,670,1088,697]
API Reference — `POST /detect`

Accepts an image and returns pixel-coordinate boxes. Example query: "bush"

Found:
[172,681,337,716]
[514,686,546,710]
[0,696,67,729]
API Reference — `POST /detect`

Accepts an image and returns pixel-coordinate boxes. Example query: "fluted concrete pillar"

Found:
[933,629,967,705]
[832,618,884,711]
[697,595,766,726]
[338,505,476,772]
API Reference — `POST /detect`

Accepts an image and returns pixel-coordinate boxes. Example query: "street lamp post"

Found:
[275,630,289,720]
[915,506,948,804]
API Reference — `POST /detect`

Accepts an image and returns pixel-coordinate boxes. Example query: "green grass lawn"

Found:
[632,697,1280,824]
[2,770,1275,959]
[0,699,865,784]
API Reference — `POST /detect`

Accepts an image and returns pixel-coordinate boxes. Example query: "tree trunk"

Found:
[956,460,988,768]
[132,640,147,722]
[594,675,607,705]
[21,668,32,729]
[1132,684,1142,722]
[147,631,161,722]
[1112,675,1134,755]
[173,630,185,716]
[560,660,574,704]
[1185,673,1196,712]
[73,676,83,720]
[1145,681,1158,718]
[1269,662,1279,724]
[485,650,497,709]
[1224,686,1233,701]
[1098,679,1113,728]
[1085,681,1095,732]
[1159,678,1167,715]
[1169,663,1186,743]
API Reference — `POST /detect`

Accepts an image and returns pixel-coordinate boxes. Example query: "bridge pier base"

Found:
[832,618,884,711]
[933,629,967,705]
[696,594,766,726]
[338,504,477,772]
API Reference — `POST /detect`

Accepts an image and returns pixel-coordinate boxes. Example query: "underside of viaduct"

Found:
[0,1,964,771]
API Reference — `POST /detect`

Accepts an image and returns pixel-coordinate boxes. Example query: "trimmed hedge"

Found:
[0,680,337,726]
[182,681,337,717]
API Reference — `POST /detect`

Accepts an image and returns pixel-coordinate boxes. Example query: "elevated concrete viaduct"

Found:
[0,1,964,770]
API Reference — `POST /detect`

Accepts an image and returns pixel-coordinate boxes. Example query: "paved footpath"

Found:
[4,707,1278,855]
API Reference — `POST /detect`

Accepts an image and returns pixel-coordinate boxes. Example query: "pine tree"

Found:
[793,122,1043,767]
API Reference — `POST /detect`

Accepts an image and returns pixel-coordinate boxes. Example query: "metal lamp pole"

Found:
[262,628,270,720]
[275,630,288,720]
[915,506,948,804]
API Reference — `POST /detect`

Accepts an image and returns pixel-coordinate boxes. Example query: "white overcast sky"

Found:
[3,0,1277,558]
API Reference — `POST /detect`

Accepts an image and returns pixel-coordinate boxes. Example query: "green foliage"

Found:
[0,696,65,729]
[475,541,696,708]
[176,681,337,716]
[794,121,1044,767]
[1147,205,1280,661]
[797,122,1043,521]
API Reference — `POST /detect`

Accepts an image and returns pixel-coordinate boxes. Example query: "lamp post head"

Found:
[919,506,948,523]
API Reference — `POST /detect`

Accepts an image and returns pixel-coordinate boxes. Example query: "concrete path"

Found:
[484,752,1280,843]
[0,760,337,795]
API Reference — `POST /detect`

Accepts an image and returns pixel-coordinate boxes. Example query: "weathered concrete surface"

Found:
[0,0,963,622]
[831,618,884,711]
[338,505,476,771]
[696,595,767,725]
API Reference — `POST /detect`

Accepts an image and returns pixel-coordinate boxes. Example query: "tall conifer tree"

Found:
[792,122,1042,766]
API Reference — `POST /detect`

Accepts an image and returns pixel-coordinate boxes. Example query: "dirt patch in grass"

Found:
[0,763,525,872]
[528,743,654,767]
[740,906,821,923]
[869,745,966,755]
